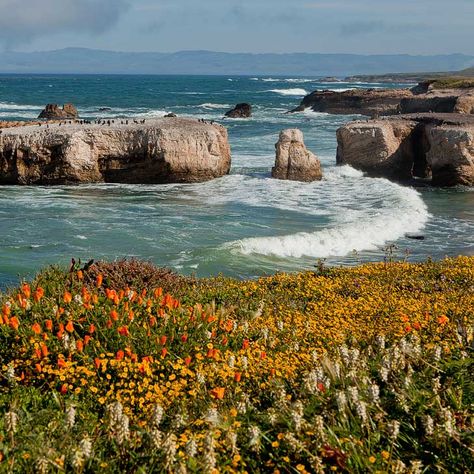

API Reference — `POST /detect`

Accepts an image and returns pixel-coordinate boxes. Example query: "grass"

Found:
[427,77,474,89]
[0,257,473,473]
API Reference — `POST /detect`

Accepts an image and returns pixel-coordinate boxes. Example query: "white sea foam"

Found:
[221,169,429,259]
[267,88,308,96]
[0,102,40,111]
[199,103,231,109]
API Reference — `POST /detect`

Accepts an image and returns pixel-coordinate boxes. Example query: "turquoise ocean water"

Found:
[0,75,473,287]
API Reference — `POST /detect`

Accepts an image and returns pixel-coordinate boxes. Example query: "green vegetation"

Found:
[427,77,474,89]
[0,257,473,473]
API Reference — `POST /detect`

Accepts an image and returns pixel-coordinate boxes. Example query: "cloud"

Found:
[0,0,129,46]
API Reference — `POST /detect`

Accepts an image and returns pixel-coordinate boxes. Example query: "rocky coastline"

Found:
[336,113,474,186]
[291,82,474,117]
[0,118,231,185]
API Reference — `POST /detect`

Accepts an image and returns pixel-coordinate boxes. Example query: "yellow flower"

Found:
[381,451,390,460]
[272,441,279,448]
[369,456,376,464]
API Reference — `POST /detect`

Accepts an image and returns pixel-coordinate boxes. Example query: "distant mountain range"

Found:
[0,48,473,76]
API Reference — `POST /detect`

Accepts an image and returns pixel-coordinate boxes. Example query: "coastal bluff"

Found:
[336,113,474,187]
[291,82,474,117]
[0,118,231,185]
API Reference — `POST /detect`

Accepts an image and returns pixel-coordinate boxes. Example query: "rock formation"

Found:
[272,129,322,182]
[38,104,78,120]
[291,82,474,117]
[336,113,474,186]
[225,103,252,118]
[0,118,231,185]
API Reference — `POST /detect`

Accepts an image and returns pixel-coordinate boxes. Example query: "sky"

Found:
[0,0,472,55]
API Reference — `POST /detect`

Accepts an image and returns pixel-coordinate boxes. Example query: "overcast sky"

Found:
[0,0,472,55]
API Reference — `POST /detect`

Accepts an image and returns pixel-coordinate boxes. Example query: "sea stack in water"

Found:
[38,103,78,120]
[272,129,322,182]
[336,113,474,186]
[0,118,231,185]
[225,103,252,118]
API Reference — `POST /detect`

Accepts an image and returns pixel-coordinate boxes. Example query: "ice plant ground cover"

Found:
[0,257,473,473]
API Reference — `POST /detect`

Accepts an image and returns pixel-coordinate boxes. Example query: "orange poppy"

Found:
[9,317,19,331]
[63,291,72,304]
[22,283,31,299]
[45,319,53,331]
[65,320,74,333]
[118,326,129,336]
[438,315,449,325]
[210,387,225,400]
[32,322,42,335]
[96,274,103,287]
[33,287,44,302]
[40,343,49,357]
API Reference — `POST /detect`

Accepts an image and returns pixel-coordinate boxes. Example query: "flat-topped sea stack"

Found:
[272,129,322,182]
[291,81,474,117]
[336,113,474,187]
[0,118,231,185]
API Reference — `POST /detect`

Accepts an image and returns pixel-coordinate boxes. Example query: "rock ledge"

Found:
[0,118,231,185]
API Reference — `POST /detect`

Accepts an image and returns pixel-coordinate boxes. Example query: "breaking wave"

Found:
[226,169,429,259]
[267,88,308,96]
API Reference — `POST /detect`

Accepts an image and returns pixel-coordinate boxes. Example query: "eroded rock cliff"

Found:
[0,118,231,185]
[336,113,474,186]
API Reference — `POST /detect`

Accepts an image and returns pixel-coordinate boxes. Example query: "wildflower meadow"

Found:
[0,257,473,473]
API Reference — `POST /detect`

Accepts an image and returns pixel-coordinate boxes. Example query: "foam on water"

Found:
[226,168,429,259]
[0,102,40,111]
[199,103,231,109]
[267,88,308,96]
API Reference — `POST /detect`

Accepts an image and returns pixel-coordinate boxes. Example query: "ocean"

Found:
[0,74,473,287]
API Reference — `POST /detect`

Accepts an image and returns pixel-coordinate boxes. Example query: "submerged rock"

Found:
[224,103,252,118]
[272,128,322,182]
[38,103,78,120]
[0,118,231,185]
[336,113,474,187]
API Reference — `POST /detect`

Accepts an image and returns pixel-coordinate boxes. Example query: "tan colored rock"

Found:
[0,118,231,185]
[425,123,474,186]
[272,129,322,182]
[336,113,474,186]
[38,103,78,120]
[336,120,416,181]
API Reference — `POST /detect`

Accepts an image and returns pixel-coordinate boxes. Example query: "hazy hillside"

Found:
[0,48,473,76]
